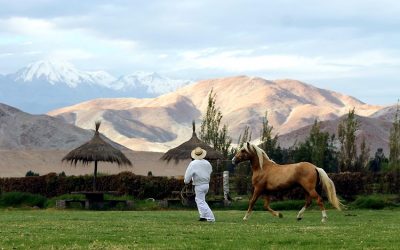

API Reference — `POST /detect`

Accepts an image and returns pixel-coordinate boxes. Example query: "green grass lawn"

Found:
[0,209,398,249]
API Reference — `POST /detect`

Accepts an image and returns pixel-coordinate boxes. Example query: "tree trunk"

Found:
[93,161,98,191]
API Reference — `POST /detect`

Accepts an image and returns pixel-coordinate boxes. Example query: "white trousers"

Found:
[195,184,215,222]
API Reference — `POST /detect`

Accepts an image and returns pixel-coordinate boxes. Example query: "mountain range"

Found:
[47,75,388,153]
[0,103,190,177]
[0,103,127,150]
[0,72,397,177]
[0,60,192,114]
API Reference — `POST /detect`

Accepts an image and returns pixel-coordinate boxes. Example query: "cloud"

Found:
[0,52,13,57]
[0,1,399,104]
[0,16,140,69]
[48,49,94,61]
[0,17,55,36]
[178,49,342,75]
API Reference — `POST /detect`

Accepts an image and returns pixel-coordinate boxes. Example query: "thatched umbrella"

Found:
[161,121,224,163]
[62,121,132,191]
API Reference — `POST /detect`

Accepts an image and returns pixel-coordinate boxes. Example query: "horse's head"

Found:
[232,142,255,165]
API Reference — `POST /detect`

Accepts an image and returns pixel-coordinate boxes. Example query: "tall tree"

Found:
[324,134,339,173]
[259,111,281,162]
[237,125,252,149]
[308,119,329,168]
[389,102,400,169]
[357,136,370,172]
[216,124,232,158]
[293,119,337,171]
[337,108,359,172]
[200,89,232,158]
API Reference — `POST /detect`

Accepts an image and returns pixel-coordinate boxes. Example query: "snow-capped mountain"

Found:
[0,60,192,114]
[118,72,191,94]
[11,60,116,87]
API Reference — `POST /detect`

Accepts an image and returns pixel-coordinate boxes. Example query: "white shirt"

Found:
[184,159,213,185]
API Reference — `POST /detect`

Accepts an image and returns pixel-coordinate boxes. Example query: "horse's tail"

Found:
[316,167,344,211]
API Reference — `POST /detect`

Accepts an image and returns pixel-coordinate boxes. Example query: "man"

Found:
[184,147,215,222]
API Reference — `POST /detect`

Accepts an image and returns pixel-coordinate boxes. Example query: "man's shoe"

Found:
[199,218,207,221]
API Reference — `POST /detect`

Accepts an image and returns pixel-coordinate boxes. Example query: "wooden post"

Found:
[223,171,230,206]
[93,161,98,191]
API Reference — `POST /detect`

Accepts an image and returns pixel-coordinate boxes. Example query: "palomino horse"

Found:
[232,142,343,223]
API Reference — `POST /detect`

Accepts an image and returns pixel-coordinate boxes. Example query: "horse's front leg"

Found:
[243,188,262,221]
[263,195,283,218]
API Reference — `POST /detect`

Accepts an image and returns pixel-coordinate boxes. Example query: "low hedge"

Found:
[0,172,182,199]
[0,170,399,201]
[228,171,400,201]
[0,192,47,208]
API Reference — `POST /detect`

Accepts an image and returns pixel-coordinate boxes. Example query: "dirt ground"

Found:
[0,150,190,178]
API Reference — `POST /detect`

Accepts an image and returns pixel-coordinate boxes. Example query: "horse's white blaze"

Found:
[297,206,306,219]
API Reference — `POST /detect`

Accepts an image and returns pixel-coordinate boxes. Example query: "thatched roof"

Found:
[62,121,132,166]
[161,122,224,163]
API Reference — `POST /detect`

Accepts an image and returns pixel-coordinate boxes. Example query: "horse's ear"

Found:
[246,142,254,153]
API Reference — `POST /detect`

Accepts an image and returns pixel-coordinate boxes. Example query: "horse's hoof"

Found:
[297,218,302,221]
[321,218,327,223]
[278,213,283,218]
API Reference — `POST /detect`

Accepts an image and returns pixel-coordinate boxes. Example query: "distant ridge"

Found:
[0,103,189,178]
[47,75,383,152]
[0,103,127,150]
[278,114,392,156]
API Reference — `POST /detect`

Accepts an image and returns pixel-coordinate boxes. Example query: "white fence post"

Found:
[223,171,230,206]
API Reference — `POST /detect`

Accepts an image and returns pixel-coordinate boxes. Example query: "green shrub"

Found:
[0,192,47,208]
[352,196,386,209]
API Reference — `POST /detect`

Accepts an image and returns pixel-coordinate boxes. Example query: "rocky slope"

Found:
[48,76,382,151]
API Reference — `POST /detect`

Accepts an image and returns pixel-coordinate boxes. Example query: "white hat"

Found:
[191,147,207,160]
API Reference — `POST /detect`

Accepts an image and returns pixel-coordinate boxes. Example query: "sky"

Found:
[0,0,399,105]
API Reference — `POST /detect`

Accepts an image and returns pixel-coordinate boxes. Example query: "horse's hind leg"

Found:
[309,189,328,223]
[263,195,283,218]
[243,188,262,221]
[297,193,312,221]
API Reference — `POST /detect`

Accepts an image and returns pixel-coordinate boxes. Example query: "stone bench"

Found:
[56,199,86,209]
[56,199,134,209]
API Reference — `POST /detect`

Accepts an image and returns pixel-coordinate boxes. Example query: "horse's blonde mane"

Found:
[244,143,275,169]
